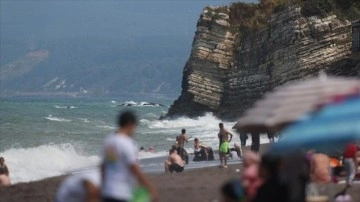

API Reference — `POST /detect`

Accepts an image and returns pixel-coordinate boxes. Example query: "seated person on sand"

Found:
[56,171,100,202]
[0,157,10,186]
[173,143,189,164]
[165,148,185,173]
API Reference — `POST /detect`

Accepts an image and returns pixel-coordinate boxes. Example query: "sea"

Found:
[0,95,270,184]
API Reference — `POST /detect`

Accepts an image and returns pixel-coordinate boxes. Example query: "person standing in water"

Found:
[218,123,233,168]
[101,111,158,202]
[177,129,190,164]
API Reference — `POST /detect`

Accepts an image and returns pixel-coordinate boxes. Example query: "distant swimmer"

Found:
[165,148,185,173]
[55,171,100,202]
[218,123,233,168]
[148,146,155,153]
[0,157,10,186]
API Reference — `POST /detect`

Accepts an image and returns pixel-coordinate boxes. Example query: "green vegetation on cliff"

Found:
[222,0,360,43]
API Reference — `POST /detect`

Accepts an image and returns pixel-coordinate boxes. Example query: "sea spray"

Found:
[0,143,99,183]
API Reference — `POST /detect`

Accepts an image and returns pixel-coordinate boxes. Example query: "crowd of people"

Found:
[53,111,250,202]
[57,111,159,202]
[1,111,358,202]
[221,143,360,202]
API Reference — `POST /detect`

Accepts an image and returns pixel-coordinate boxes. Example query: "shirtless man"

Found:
[165,149,185,173]
[218,123,233,168]
[177,129,191,164]
[177,129,189,148]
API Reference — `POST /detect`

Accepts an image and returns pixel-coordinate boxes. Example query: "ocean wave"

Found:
[138,150,168,159]
[118,101,166,107]
[44,115,71,122]
[78,118,90,123]
[54,105,77,109]
[141,113,271,149]
[0,143,100,183]
[96,125,116,130]
[146,113,231,129]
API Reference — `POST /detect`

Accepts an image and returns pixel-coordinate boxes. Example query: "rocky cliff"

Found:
[167,5,360,120]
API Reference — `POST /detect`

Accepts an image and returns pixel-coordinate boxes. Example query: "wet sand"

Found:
[1,144,359,202]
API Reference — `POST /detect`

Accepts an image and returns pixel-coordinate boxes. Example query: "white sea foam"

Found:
[138,150,168,159]
[142,113,270,149]
[79,118,90,123]
[120,101,165,107]
[0,143,100,183]
[54,105,77,109]
[45,115,71,122]
[96,125,116,130]
[125,101,137,105]
[146,113,229,129]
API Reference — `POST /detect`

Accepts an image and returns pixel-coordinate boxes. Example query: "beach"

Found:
[1,144,360,202]
[1,164,360,202]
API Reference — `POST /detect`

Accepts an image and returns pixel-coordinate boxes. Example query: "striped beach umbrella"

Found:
[269,97,360,154]
[234,74,360,133]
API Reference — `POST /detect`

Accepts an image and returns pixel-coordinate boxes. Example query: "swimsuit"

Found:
[0,166,6,175]
[169,163,184,173]
[219,141,229,153]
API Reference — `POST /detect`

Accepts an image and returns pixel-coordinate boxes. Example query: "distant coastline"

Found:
[0,91,179,99]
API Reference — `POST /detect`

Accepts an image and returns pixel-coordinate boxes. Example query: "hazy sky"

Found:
[1,0,254,41]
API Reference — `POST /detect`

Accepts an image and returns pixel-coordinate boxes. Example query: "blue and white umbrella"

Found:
[269,97,360,154]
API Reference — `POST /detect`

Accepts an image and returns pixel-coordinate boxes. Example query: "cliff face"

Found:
[167,6,360,120]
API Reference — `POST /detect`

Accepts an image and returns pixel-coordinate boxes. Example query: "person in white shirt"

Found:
[55,170,100,202]
[101,111,158,202]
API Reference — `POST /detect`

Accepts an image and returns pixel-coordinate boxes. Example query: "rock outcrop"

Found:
[167,6,360,120]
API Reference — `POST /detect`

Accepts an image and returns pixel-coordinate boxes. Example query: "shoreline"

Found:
[1,163,360,202]
[2,144,359,202]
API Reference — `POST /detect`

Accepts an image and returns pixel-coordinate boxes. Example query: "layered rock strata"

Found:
[167,6,360,120]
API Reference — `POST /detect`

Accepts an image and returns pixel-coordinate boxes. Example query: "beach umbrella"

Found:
[234,74,360,133]
[269,97,360,154]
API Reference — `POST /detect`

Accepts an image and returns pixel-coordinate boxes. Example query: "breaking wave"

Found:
[0,143,100,183]
[118,101,166,107]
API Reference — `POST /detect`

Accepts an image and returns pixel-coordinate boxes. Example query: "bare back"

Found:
[178,134,187,147]
[170,153,184,167]
[219,129,232,142]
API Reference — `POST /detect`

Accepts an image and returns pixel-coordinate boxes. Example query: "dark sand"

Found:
[1,145,359,202]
